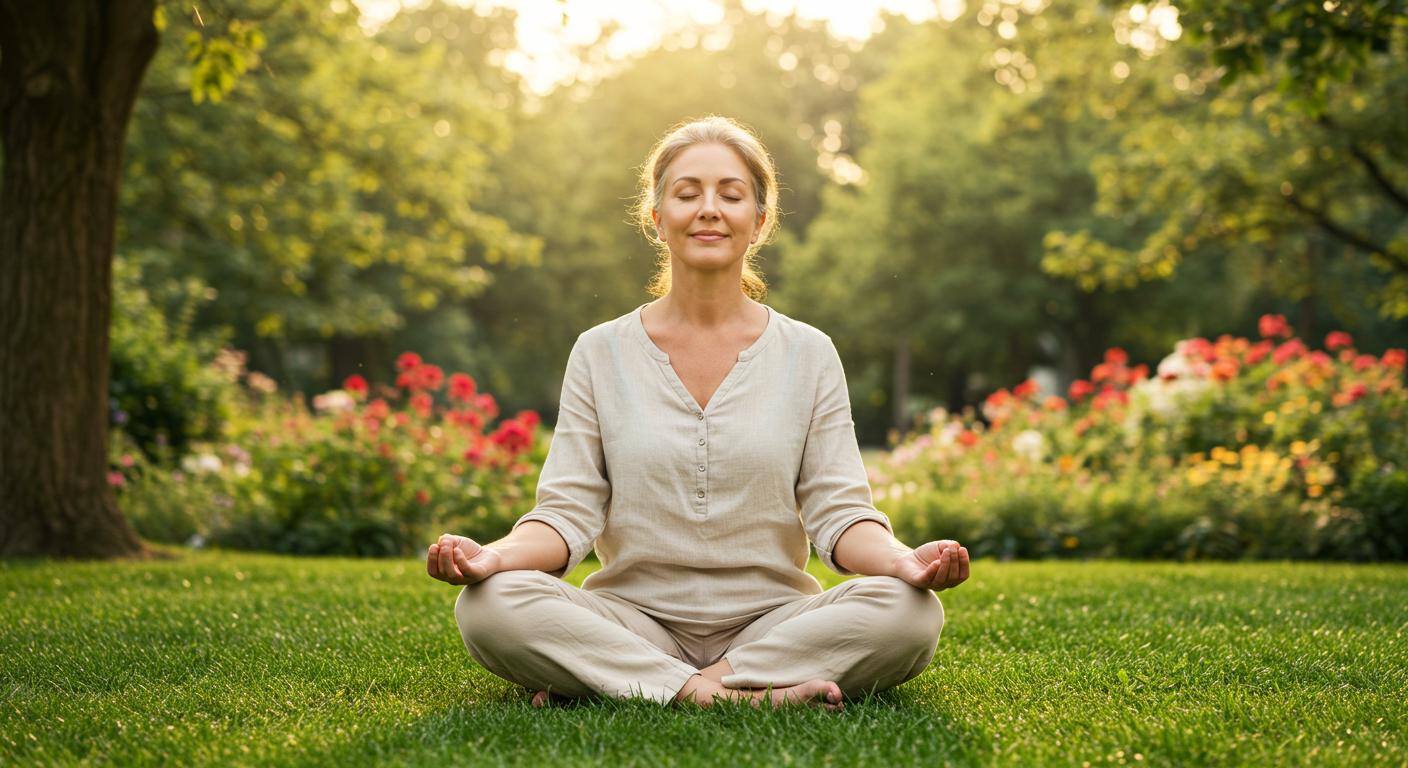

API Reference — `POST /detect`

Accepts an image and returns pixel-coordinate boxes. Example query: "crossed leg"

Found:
[456,571,944,709]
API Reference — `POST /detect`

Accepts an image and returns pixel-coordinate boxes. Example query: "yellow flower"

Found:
[1263,411,1277,424]
[1308,485,1323,498]
[1290,441,1308,456]
[1279,401,1297,414]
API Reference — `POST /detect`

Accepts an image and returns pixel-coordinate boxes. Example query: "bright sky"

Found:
[357,0,960,93]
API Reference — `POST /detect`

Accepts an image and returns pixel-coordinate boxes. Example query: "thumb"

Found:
[914,541,948,565]
[456,535,483,559]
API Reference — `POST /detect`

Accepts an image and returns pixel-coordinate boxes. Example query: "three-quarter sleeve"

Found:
[795,342,892,575]
[514,337,610,577]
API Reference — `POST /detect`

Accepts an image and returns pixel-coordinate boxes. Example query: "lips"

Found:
[690,230,727,241]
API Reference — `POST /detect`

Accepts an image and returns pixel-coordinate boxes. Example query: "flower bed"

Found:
[871,317,1408,561]
[114,352,545,556]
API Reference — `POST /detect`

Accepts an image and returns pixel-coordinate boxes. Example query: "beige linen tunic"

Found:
[517,305,891,627]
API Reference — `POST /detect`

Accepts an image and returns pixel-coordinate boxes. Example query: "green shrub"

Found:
[110,257,233,458]
[873,318,1408,561]
[114,353,546,556]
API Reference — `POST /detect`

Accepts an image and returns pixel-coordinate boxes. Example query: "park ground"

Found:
[2,553,1406,767]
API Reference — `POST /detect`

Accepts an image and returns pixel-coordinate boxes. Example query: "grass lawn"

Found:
[2,553,1405,767]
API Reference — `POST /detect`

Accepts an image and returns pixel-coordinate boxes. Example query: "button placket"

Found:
[694,411,708,514]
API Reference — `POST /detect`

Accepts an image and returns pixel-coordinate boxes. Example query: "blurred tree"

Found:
[0,0,160,557]
[1044,9,1408,321]
[121,0,538,393]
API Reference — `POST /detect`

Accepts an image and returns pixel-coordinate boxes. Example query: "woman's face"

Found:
[652,143,764,275]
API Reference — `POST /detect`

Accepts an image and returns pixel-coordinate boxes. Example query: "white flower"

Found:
[312,390,355,412]
[183,454,224,474]
[1012,430,1045,462]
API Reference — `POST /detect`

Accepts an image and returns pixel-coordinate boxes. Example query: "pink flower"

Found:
[396,352,423,371]
[1353,354,1378,372]
[416,365,445,392]
[1332,382,1368,407]
[107,471,125,487]
[1325,331,1353,351]
[411,392,433,418]
[120,454,135,467]
[516,410,541,430]
[1272,339,1306,366]
[1245,340,1273,365]
[367,399,390,420]
[474,393,499,419]
[1259,314,1291,339]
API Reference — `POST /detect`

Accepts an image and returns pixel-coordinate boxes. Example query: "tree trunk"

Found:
[0,0,159,558]
[891,335,910,436]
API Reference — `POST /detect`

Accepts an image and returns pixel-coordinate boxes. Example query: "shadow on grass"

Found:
[330,683,983,768]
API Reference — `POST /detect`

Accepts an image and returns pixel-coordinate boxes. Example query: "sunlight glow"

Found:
[355,0,948,93]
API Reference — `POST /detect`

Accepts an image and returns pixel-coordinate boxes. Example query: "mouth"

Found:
[690,230,728,242]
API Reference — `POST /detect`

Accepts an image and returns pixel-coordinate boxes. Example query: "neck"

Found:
[655,260,752,328]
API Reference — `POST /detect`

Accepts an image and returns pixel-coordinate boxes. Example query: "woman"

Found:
[427,117,970,709]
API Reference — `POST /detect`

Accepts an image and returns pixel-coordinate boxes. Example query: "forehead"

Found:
[666,143,751,186]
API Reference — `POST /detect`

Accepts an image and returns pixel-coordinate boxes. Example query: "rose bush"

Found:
[113,352,545,556]
[872,316,1408,561]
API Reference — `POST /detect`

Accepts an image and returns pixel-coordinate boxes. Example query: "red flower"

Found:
[516,410,541,430]
[1129,364,1149,383]
[1332,382,1368,407]
[490,419,534,454]
[450,409,485,430]
[1384,349,1407,369]
[1258,314,1291,339]
[1271,339,1306,366]
[411,392,433,418]
[474,393,499,419]
[1043,395,1067,411]
[396,352,423,371]
[449,373,477,402]
[395,370,419,390]
[1073,416,1095,436]
[464,443,486,467]
[1090,364,1112,383]
[1325,331,1353,351]
[343,374,369,400]
[378,442,394,458]
[1245,340,1273,365]
[1068,380,1095,401]
[1012,379,1040,399]
[415,489,431,505]
[395,413,410,426]
[416,365,445,392]
[1210,359,1239,382]
[1353,354,1378,372]
[957,430,979,447]
[1104,348,1129,365]
[367,399,391,420]
[985,389,1012,408]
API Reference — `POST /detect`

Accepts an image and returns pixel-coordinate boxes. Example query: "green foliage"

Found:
[4,554,1406,765]
[873,321,1408,560]
[1174,0,1408,114]
[112,354,545,556]
[109,256,233,458]
[185,18,267,104]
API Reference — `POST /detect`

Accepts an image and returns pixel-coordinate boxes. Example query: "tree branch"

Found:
[1286,194,1408,271]
[1348,143,1408,213]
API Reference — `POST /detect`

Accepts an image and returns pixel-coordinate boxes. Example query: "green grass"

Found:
[2,554,1406,767]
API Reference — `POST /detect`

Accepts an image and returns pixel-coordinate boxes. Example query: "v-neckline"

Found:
[630,304,778,414]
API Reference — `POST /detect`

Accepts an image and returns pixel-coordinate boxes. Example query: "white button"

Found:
[697,413,704,420]
[698,465,705,472]
[698,438,705,445]
[697,490,705,498]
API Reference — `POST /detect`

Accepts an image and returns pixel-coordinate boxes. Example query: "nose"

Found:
[697,190,721,219]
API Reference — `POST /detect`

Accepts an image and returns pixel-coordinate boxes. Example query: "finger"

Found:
[928,547,952,588]
[439,535,460,578]
[956,547,971,583]
[427,544,441,578]
[453,545,476,583]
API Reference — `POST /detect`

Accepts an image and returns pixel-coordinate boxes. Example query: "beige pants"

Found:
[454,570,945,703]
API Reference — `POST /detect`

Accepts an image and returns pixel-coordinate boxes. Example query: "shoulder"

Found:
[765,308,842,365]
[571,308,641,354]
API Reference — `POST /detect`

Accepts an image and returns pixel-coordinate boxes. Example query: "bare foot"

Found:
[675,675,843,711]
[531,691,550,708]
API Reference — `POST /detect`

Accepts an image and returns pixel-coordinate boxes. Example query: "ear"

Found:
[750,212,766,244]
[651,209,664,240]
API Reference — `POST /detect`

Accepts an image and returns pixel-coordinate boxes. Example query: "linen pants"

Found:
[454,570,946,703]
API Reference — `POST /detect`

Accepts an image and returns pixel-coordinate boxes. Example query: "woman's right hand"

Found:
[426,534,501,585]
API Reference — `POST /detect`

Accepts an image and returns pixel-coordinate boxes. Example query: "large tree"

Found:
[0,1,160,557]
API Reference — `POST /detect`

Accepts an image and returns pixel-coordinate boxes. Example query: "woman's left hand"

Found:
[894,540,970,591]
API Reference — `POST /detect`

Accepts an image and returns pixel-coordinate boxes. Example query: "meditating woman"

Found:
[427,116,970,709]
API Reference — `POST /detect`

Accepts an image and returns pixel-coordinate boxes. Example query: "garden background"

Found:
[2,0,1407,765]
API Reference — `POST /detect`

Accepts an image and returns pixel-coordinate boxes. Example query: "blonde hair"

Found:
[634,116,780,301]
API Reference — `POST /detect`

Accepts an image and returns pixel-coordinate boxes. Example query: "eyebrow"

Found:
[671,176,747,186]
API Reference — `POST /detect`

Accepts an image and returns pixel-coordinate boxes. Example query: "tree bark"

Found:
[0,0,159,557]
[891,335,910,436]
